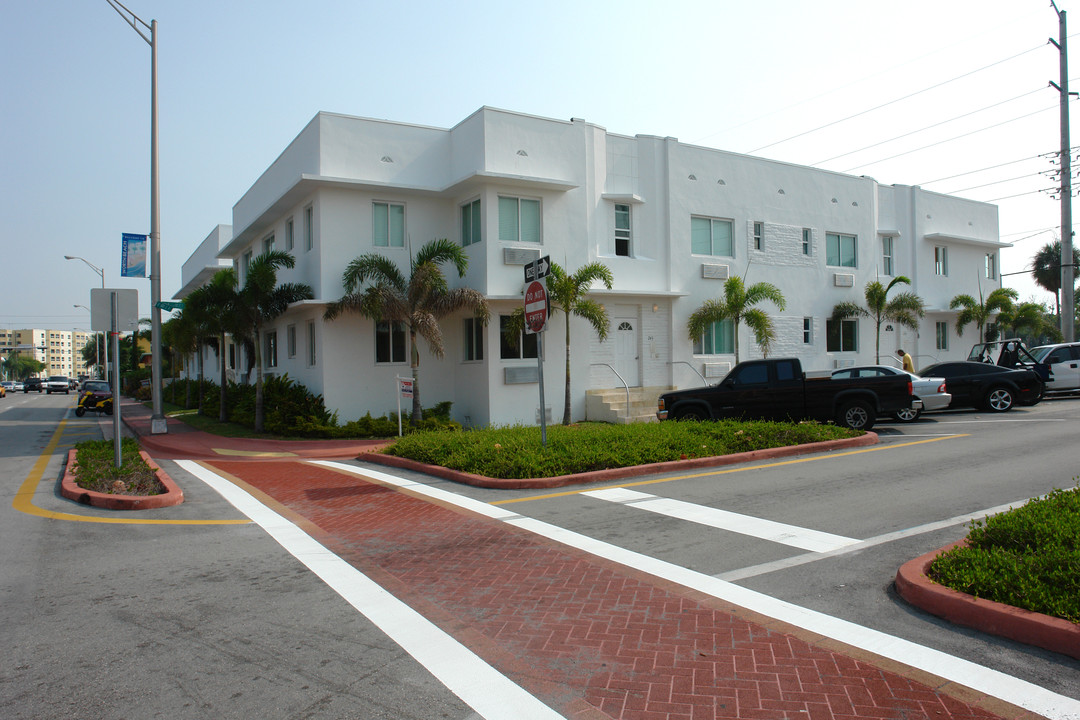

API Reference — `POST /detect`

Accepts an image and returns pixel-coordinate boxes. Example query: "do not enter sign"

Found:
[524,279,548,334]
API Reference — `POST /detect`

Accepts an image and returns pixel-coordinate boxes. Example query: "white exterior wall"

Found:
[183,107,1005,426]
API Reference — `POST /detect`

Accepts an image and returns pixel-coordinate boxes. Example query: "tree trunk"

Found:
[409,331,422,425]
[562,312,571,425]
[218,332,228,423]
[254,325,265,433]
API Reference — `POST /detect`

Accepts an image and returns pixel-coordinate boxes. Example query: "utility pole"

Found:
[1051,2,1076,342]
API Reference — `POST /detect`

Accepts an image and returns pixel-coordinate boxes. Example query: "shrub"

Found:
[73,438,164,495]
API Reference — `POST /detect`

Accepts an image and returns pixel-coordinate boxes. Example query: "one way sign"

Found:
[524,255,551,283]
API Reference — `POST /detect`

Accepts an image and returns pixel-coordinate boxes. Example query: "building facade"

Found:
[1,328,92,378]
[176,107,1005,426]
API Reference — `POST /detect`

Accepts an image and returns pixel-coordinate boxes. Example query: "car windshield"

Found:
[1029,346,1055,362]
[83,381,110,392]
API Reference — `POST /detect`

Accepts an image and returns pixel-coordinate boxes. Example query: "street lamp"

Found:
[74,304,103,380]
[106,0,165,434]
[65,255,110,383]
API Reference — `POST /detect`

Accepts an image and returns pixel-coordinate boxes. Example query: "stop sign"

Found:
[524,280,548,333]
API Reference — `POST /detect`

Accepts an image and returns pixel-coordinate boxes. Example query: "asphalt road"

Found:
[2,390,1078,718]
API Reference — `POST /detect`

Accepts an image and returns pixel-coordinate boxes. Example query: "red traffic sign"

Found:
[524,279,548,334]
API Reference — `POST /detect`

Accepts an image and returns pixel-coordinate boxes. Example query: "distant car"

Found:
[46,376,70,394]
[12,380,24,392]
[24,377,43,393]
[832,365,951,422]
[0,380,13,393]
[0,383,6,398]
[1028,342,1080,392]
[918,361,1043,412]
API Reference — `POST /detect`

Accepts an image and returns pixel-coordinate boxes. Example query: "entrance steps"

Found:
[585,386,671,424]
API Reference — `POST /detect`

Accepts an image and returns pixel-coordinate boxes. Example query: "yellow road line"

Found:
[12,418,250,525]
[491,434,969,506]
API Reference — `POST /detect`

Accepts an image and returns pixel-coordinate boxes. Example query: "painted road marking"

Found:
[582,487,860,552]
[314,460,1080,720]
[177,460,563,720]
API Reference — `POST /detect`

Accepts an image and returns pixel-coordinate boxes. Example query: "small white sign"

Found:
[399,378,414,399]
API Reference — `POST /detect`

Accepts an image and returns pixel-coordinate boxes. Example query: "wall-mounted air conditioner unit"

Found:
[704,362,731,378]
[833,358,856,368]
[833,273,855,287]
[702,263,729,279]
[504,247,540,266]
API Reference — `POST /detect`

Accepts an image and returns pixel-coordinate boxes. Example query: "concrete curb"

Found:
[895,540,1080,660]
[60,448,185,510]
[360,431,880,489]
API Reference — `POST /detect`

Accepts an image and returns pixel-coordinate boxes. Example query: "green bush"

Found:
[73,438,163,495]
[929,485,1080,623]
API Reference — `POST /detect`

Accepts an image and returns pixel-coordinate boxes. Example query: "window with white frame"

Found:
[753,221,764,251]
[263,234,275,254]
[691,216,733,257]
[803,317,813,344]
[826,233,857,268]
[461,198,481,247]
[935,246,948,276]
[373,202,405,247]
[498,196,541,243]
[693,319,734,355]
[265,331,278,368]
[985,253,997,279]
[285,217,294,251]
[463,318,483,361]
[307,320,316,365]
[826,318,857,352]
[936,321,948,351]
[376,321,407,364]
[499,315,538,359]
[882,236,894,276]
[304,206,314,252]
[802,228,812,255]
[241,250,252,284]
[615,203,631,257]
[287,324,296,358]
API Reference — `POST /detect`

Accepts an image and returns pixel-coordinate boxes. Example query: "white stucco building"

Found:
[175,107,1006,426]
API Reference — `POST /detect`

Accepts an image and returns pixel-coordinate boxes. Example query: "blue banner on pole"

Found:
[121,233,147,278]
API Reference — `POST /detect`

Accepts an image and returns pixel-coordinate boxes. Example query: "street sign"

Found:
[90,288,139,332]
[524,255,551,283]
[156,300,184,311]
[524,279,548,334]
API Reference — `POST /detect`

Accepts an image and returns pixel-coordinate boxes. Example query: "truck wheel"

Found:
[75,407,86,417]
[892,407,922,422]
[837,400,875,431]
[675,407,707,421]
[984,386,1014,412]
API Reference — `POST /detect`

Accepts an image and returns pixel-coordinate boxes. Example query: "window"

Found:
[729,363,768,385]
[693,319,734,355]
[882,236,894,276]
[935,246,948,276]
[287,324,296,358]
[691,216,733,257]
[461,199,481,247]
[229,343,236,370]
[263,234,275,254]
[498,197,541,243]
[373,202,405,247]
[826,233,857,267]
[241,250,252,283]
[615,203,631,257]
[463,318,484,361]
[499,315,538,359]
[285,217,294,251]
[802,228,812,255]
[376,321,407,364]
[826,318,857,352]
[753,221,764,250]
[986,253,997,279]
[307,320,316,365]
[265,331,278,368]
[305,206,314,252]
[803,317,813,344]
[936,321,948,351]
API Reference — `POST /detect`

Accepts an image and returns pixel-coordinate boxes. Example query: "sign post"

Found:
[523,256,551,447]
[396,376,413,436]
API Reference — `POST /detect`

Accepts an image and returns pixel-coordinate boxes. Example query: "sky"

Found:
[2,0,1077,335]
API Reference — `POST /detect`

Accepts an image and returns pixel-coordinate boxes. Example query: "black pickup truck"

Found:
[656,358,916,431]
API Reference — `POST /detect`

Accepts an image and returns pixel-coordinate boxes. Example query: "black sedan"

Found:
[918,361,1043,412]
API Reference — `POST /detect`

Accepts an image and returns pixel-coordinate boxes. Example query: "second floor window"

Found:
[882,236,894,275]
[461,199,481,246]
[753,221,764,250]
[498,197,541,243]
[826,233,857,268]
[615,203,631,256]
[935,246,948,276]
[373,202,405,247]
[691,216,733,257]
[985,253,997,279]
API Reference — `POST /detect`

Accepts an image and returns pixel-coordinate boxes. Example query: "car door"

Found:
[1045,345,1080,390]
[714,362,772,420]
[937,364,976,407]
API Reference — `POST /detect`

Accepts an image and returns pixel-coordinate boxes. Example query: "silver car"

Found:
[832,365,951,422]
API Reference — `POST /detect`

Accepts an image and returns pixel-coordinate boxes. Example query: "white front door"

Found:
[613,318,640,387]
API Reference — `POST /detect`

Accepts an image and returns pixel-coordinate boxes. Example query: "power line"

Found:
[918,150,1061,186]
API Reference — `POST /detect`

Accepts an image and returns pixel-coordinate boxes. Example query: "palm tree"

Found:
[995,301,1061,345]
[1031,240,1079,319]
[324,238,488,425]
[162,313,198,408]
[502,261,614,425]
[831,276,925,363]
[687,275,785,364]
[185,268,241,421]
[950,287,1018,343]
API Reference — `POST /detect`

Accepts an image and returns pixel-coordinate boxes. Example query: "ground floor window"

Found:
[376,321,407,364]
[693,319,734,355]
[499,315,538,359]
[265,331,278,368]
[826,318,857,352]
[287,324,296,358]
[936,321,948,351]
[307,321,317,366]
[463,317,483,361]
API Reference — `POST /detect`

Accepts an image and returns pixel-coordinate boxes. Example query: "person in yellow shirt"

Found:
[896,348,915,373]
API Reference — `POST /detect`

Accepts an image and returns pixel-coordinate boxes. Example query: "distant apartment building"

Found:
[176,107,1006,426]
[1,328,92,378]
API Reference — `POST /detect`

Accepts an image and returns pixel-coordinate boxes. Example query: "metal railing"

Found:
[669,360,708,385]
[590,362,630,419]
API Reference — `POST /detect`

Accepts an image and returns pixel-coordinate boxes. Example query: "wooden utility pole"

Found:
[1051,2,1075,341]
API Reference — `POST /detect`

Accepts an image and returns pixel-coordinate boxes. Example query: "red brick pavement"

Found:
[207,459,1034,720]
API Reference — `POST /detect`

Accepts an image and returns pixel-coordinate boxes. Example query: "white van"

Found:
[1029,343,1080,391]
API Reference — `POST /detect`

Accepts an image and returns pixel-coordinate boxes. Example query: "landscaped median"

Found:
[61,439,184,511]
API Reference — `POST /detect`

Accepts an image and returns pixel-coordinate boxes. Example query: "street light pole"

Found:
[106,0,165,434]
[65,255,109,383]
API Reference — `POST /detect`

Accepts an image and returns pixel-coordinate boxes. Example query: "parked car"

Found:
[0,383,6,398]
[656,357,917,431]
[1027,342,1080,392]
[0,380,13,394]
[46,376,70,394]
[75,380,113,417]
[24,377,43,393]
[832,365,951,422]
[917,361,1043,412]
[12,380,24,392]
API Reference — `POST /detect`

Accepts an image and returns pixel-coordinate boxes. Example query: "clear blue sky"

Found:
[1,0,1074,332]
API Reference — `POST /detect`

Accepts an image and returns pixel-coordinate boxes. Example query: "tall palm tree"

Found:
[950,287,1018,343]
[324,238,488,425]
[687,275,785,364]
[502,261,614,425]
[1031,240,1079,319]
[185,268,241,421]
[162,313,198,408]
[995,301,1061,345]
[231,250,313,433]
[831,276,925,363]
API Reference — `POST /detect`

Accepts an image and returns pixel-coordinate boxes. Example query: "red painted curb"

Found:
[895,540,1080,660]
[361,431,879,489]
[60,448,185,510]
